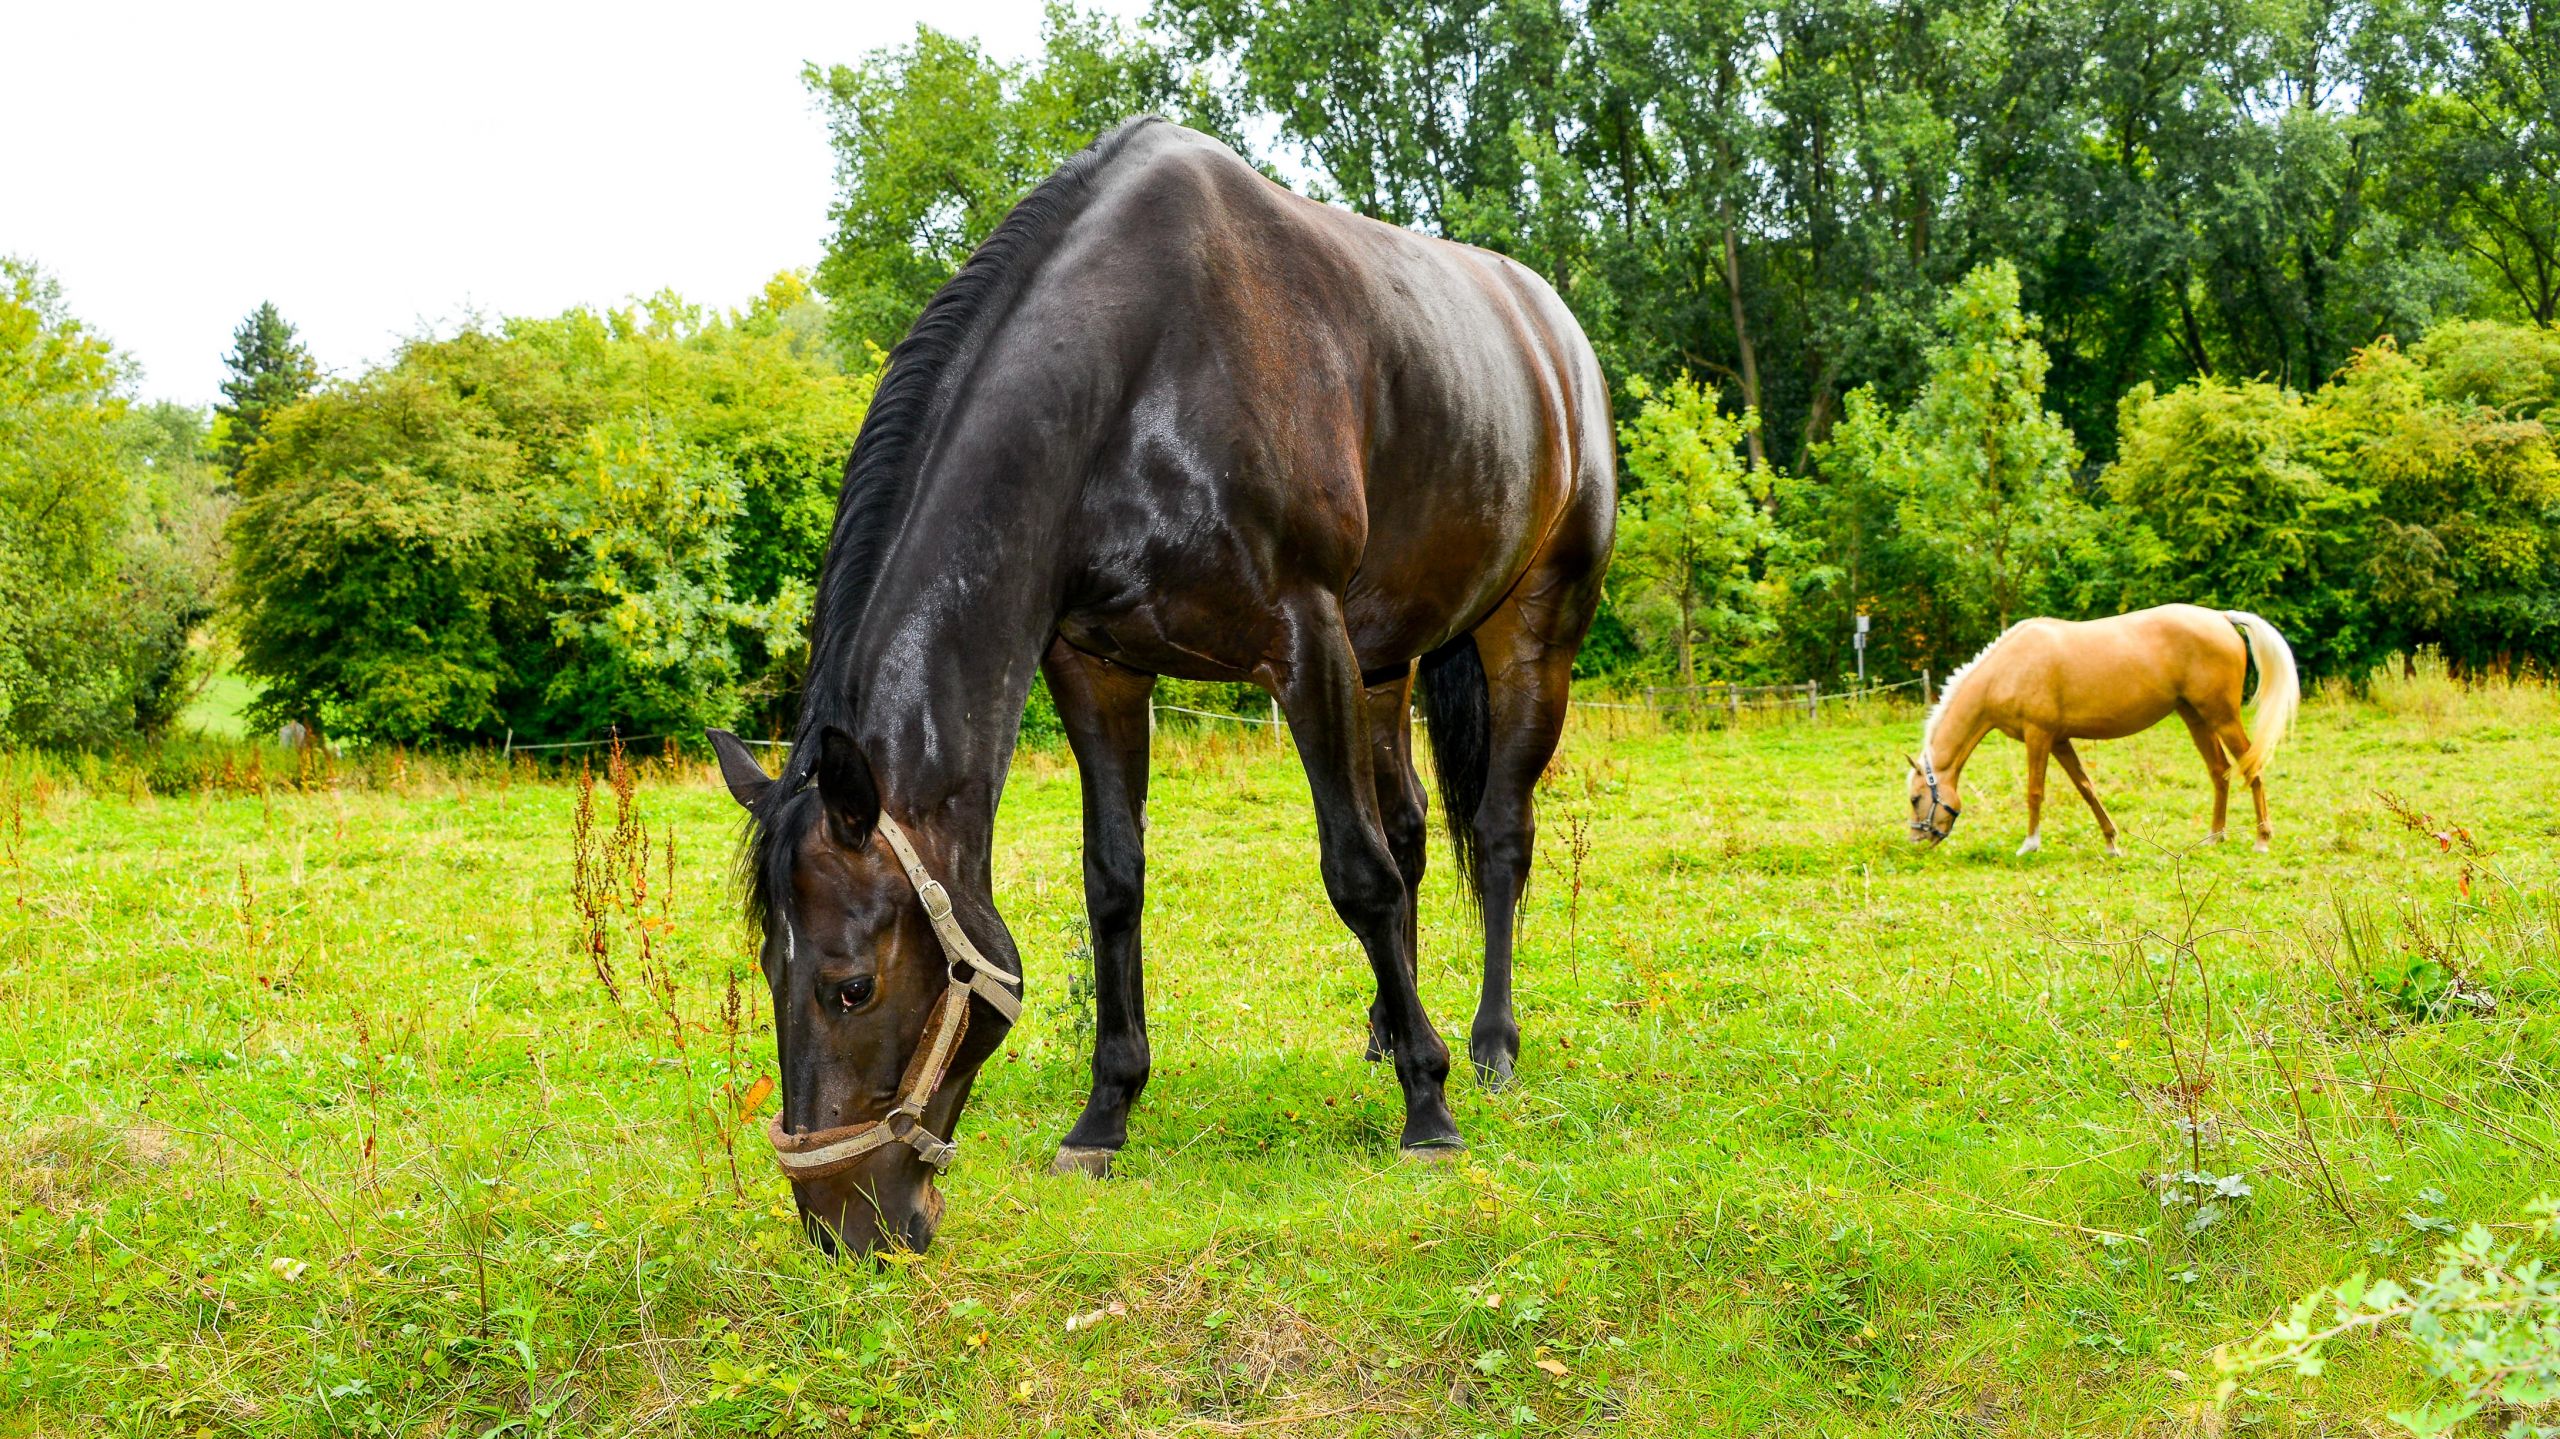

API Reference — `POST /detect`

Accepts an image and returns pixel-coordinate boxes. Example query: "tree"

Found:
[1891,263,2090,636]
[805,8,1189,360]
[2417,0,2560,325]
[1609,373,1776,682]
[0,259,223,745]
[1780,263,2091,677]
[215,302,320,475]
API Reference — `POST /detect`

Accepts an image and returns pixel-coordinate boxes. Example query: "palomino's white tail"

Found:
[2224,610,2298,779]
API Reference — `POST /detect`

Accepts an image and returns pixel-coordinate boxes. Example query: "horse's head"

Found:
[1906,754,1960,845]
[707,727,1017,1259]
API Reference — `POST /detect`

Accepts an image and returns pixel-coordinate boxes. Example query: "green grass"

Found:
[4,670,2556,1436]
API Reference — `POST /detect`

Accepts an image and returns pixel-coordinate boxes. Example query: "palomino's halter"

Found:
[765,811,1021,1179]
[1911,750,1960,842]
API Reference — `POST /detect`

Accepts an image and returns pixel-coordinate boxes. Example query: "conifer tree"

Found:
[215,302,318,475]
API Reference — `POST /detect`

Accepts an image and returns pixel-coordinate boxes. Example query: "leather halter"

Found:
[1912,750,1960,842]
[765,811,1022,1180]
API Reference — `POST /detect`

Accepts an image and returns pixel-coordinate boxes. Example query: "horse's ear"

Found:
[705,728,773,808]
[1905,754,1921,774]
[815,726,880,848]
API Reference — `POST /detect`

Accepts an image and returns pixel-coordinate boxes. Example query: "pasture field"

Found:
[4,670,2557,1437]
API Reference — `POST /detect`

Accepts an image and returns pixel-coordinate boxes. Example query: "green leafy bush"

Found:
[225,282,875,745]
[2219,1198,2560,1437]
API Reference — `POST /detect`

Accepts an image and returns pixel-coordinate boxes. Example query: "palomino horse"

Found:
[1907,604,2299,855]
[702,118,1615,1257]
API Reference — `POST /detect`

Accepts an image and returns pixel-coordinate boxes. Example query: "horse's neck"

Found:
[1927,675,1995,781]
[834,445,1082,882]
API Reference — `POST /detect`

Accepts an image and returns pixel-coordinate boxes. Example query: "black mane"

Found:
[746,116,1162,928]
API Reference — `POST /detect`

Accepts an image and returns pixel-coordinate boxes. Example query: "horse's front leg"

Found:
[2018,729,2052,855]
[1363,670,1425,1064]
[1044,639,1158,1178]
[1267,594,1461,1155]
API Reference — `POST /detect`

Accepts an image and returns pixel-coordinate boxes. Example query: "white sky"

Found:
[2,1,1147,406]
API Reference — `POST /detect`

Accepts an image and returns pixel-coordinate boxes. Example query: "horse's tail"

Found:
[2225,610,2299,780]
[1417,634,1492,909]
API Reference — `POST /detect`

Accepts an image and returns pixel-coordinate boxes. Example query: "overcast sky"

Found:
[3,1,1146,406]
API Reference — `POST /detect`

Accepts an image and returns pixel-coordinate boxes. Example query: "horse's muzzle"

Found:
[794,1164,943,1260]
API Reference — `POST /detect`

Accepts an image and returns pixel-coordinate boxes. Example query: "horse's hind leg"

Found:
[2177,705,2233,843]
[1363,668,1425,1062]
[1456,542,1606,1088]
[1267,592,1460,1153]
[1044,639,1158,1177]
[2050,738,2120,857]
[2212,714,2273,851]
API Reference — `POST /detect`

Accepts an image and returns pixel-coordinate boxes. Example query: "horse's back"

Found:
[1041,121,1611,668]
[1979,606,2244,736]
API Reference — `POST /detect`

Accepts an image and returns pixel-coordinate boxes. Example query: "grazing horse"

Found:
[1906,604,2299,855]
[702,118,1615,1257]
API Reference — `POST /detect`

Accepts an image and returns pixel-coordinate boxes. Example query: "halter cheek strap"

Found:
[1914,751,1960,841]
[765,811,1022,1180]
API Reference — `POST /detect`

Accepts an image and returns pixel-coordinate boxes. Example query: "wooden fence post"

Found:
[1922,669,1933,707]
[1807,680,1819,718]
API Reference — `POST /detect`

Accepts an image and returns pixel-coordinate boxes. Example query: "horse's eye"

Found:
[833,977,876,1011]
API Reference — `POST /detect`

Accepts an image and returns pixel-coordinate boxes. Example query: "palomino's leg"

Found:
[2176,706,2233,841]
[1267,593,1460,1153]
[2213,715,2272,851]
[2018,729,2053,855]
[1363,668,1425,1062]
[1043,639,1158,1177]
[2050,738,2121,857]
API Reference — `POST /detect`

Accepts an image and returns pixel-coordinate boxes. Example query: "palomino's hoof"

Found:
[2016,834,2042,856]
[2106,844,2124,859]
[1399,1141,1467,1165]
[2253,840,2269,854]
[1050,1146,1115,1179]
[2207,829,2228,844]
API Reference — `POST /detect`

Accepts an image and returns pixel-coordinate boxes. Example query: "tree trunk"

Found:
[1721,212,1769,479]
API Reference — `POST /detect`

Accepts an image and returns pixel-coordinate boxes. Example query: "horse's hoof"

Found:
[2016,835,2042,856]
[1050,1146,1115,1179]
[2106,844,2124,859]
[2208,830,2227,844]
[1472,1055,1514,1091]
[1363,1036,1389,1063]
[2253,840,2269,854]
[1399,1140,1466,1164]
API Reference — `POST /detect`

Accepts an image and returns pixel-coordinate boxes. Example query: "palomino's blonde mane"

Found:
[1921,623,2027,746]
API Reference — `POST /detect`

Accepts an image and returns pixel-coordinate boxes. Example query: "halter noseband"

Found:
[765,810,1022,1180]
[1912,751,1959,842]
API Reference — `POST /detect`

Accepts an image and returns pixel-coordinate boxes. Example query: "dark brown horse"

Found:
[704,118,1615,1257]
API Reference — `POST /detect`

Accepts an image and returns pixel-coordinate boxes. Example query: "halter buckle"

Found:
[915,877,955,923]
